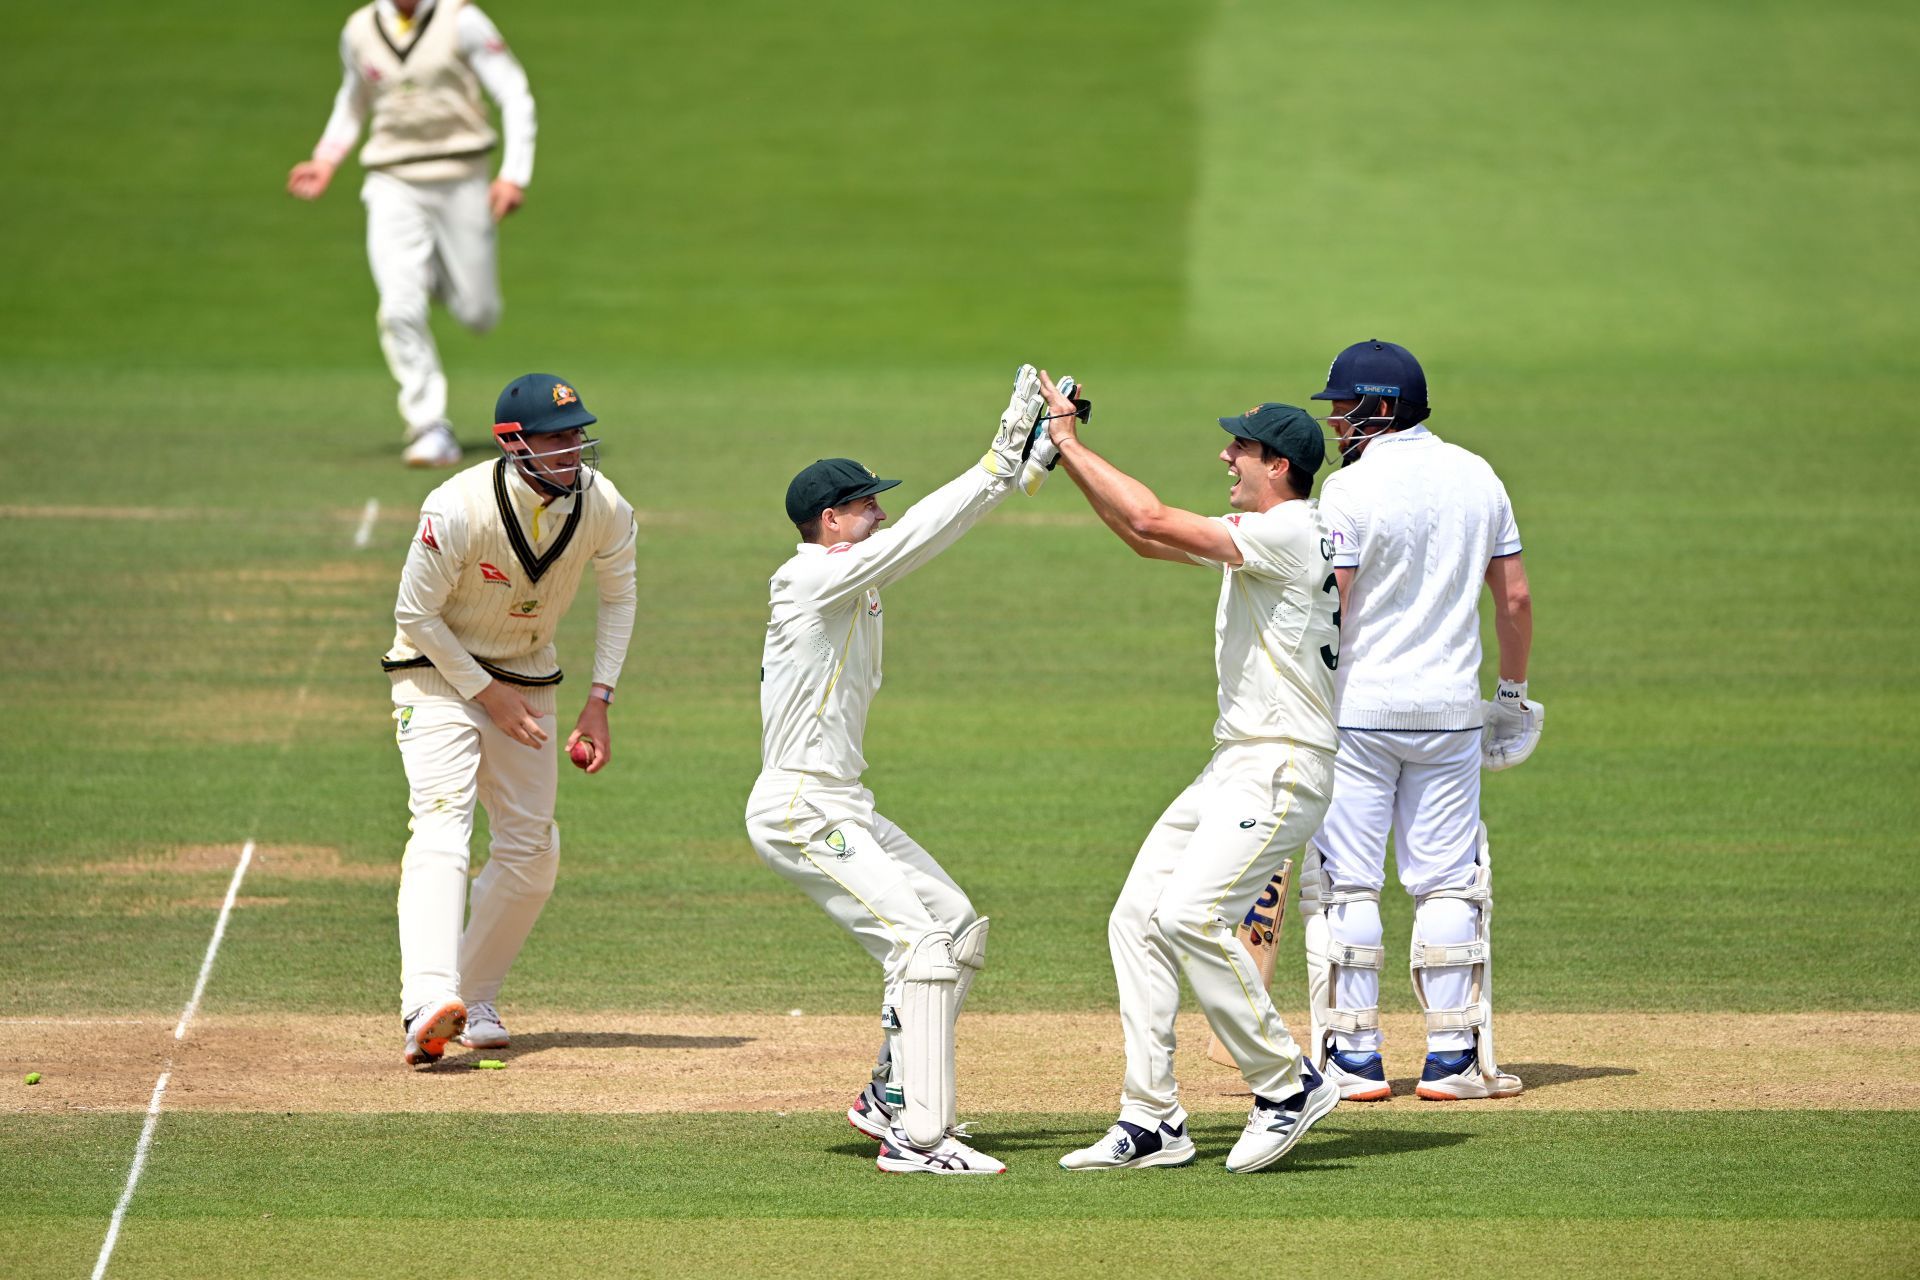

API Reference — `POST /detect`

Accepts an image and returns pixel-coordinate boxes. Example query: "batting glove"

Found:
[1018,374,1073,496]
[983,363,1045,480]
[1481,679,1546,771]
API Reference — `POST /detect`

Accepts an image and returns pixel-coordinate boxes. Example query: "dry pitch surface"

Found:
[10,1011,1916,1116]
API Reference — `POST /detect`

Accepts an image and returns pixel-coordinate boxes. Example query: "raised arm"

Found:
[1038,370,1241,566]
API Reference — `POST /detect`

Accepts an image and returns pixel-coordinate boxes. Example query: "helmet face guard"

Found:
[493,421,602,497]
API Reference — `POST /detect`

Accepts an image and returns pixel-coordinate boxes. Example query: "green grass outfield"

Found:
[3,0,1918,1275]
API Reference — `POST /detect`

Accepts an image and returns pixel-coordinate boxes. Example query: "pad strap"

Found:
[1324,887,1381,907]
[1330,942,1384,970]
[1324,1007,1381,1034]
[1410,940,1486,969]
[1422,1006,1487,1034]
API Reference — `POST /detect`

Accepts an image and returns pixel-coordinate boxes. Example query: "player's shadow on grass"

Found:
[471,1030,755,1060]
[1496,1062,1636,1090]
[1184,1119,1471,1167]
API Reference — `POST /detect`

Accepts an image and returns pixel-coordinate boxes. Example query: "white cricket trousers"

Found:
[1310,727,1484,1053]
[744,770,978,1035]
[393,693,558,1019]
[361,169,501,436]
[1109,739,1334,1131]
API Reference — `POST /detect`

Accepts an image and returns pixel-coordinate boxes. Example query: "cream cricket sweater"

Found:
[385,458,638,715]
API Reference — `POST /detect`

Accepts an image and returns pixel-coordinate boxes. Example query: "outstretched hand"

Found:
[1038,370,1082,448]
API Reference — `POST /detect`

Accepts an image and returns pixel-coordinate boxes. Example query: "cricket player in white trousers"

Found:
[1297,339,1541,1102]
[1044,381,1343,1174]
[744,367,1053,1176]
[385,373,636,1065]
[288,0,536,468]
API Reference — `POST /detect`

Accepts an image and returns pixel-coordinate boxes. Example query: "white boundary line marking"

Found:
[90,504,364,1277]
[172,841,256,1041]
[351,497,381,549]
[92,839,256,1279]
[91,1069,172,1280]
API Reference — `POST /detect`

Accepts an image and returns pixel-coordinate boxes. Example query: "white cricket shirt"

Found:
[1316,425,1522,731]
[758,466,1011,782]
[1189,500,1340,752]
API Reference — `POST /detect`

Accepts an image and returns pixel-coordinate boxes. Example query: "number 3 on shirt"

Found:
[1318,537,1340,671]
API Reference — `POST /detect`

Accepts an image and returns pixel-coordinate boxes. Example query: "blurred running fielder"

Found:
[287,0,535,467]
[1298,339,1542,1102]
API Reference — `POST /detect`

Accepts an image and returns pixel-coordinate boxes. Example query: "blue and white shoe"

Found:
[1225,1061,1340,1172]
[1326,1047,1391,1101]
[876,1125,1006,1175]
[1059,1119,1197,1171]
[1416,1046,1523,1100]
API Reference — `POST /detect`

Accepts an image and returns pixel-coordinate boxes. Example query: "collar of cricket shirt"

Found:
[492,458,584,584]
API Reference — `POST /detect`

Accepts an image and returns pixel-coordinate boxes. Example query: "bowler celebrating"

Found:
[1046,377,1341,1174]
[743,366,1048,1176]
[287,0,536,467]
[384,373,636,1066]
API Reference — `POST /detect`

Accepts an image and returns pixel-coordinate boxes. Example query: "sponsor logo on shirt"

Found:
[419,517,440,552]
[1239,819,1257,829]
[396,706,414,735]
[825,828,854,860]
[866,591,882,617]
[1226,514,1243,525]
[478,562,511,585]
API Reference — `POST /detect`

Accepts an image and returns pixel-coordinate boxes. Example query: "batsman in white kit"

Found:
[385,373,637,1065]
[287,0,536,468]
[1296,339,1542,1102]
[744,367,1054,1176]
[1041,378,1343,1174]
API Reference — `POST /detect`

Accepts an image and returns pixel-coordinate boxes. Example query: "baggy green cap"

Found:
[785,458,902,526]
[1217,402,1327,484]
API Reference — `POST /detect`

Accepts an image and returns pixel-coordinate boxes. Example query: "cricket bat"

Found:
[1206,858,1292,1070]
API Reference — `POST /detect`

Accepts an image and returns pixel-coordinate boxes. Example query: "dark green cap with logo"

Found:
[785,458,902,526]
[1218,402,1326,483]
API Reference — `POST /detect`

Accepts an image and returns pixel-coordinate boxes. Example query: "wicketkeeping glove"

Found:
[1018,374,1074,497]
[983,364,1045,480]
[1481,679,1546,771]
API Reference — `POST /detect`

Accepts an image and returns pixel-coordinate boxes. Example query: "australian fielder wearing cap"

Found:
[743,366,1054,1176]
[1042,375,1343,1174]
[287,0,535,468]
[1296,339,1541,1103]
[384,373,637,1066]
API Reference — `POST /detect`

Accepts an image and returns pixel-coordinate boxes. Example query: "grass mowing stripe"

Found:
[7,1217,1916,1280]
[9,1112,1914,1224]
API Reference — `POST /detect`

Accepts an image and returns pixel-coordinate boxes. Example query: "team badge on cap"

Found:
[551,382,578,407]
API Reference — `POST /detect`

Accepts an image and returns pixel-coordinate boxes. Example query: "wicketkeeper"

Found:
[743,366,1053,1176]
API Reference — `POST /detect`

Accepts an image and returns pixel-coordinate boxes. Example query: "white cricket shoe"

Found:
[1059,1120,1196,1171]
[1225,1063,1340,1173]
[458,1001,510,1050]
[875,1125,1006,1176]
[847,1080,896,1141]
[1416,1047,1523,1100]
[402,999,467,1067]
[403,421,462,468]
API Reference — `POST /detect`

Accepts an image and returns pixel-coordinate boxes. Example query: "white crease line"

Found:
[90,1068,171,1280]
[173,841,256,1041]
[0,1019,154,1026]
[352,497,381,549]
[91,838,255,1279]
